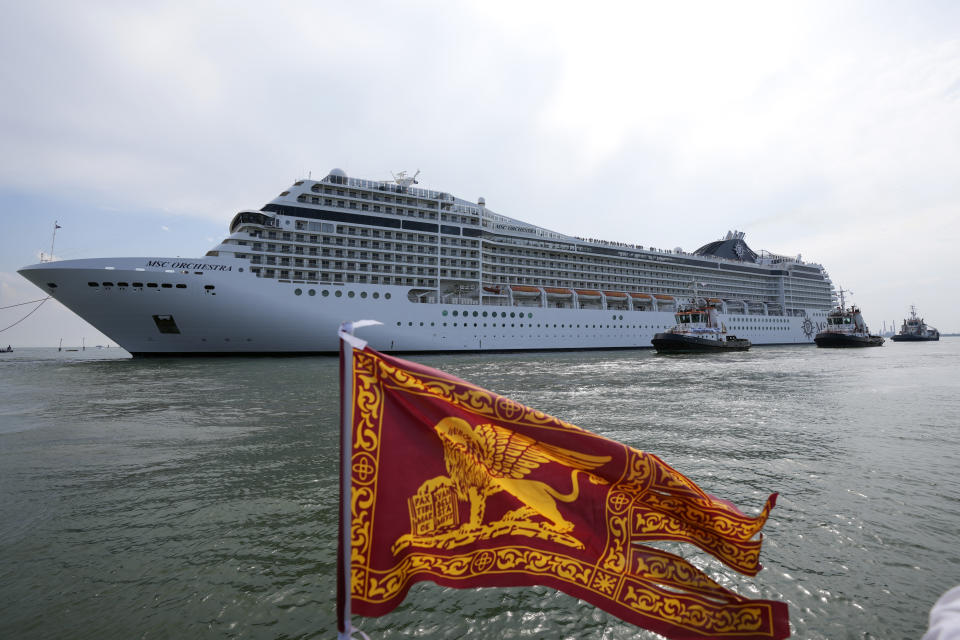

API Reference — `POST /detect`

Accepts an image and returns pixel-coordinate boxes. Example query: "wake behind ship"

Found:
[19,169,836,356]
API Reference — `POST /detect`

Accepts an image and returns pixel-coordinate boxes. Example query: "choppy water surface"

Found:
[1,341,958,639]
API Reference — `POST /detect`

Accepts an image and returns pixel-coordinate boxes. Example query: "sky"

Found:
[2,0,959,346]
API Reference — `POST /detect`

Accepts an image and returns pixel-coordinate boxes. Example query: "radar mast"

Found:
[391,170,420,189]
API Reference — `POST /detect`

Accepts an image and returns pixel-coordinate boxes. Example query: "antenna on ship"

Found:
[391,170,420,189]
[43,221,62,263]
[836,286,852,310]
[689,280,708,304]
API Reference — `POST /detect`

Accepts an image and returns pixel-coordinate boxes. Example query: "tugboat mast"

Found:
[835,286,852,310]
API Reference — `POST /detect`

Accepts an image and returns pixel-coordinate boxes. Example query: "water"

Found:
[1,341,958,639]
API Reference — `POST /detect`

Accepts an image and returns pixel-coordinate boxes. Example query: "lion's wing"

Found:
[473,423,552,479]
[472,423,611,479]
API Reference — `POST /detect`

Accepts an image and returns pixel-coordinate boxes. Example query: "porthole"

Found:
[176,284,187,289]
[482,311,488,317]
[472,311,478,317]
[510,312,515,318]
[452,310,458,317]
[133,282,143,287]
[528,313,533,318]
[385,293,391,299]
[322,290,330,297]
[294,288,302,296]
[87,282,98,287]
[309,289,316,296]
[420,322,424,326]
[348,291,355,298]
[147,283,158,288]
[117,282,129,287]
[442,310,448,316]
[360,292,367,298]
[161,283,172,288]
[396,321,401,326]
[373,292,379,299]
[335,290,342,297]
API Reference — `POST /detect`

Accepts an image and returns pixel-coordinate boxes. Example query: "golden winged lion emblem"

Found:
[393,417,611,553]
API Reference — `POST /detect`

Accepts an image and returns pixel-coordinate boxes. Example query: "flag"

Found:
[54,223,61,229]
[338,343,789,640]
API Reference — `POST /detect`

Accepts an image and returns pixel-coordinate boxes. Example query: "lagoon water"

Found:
[1,341,958,639]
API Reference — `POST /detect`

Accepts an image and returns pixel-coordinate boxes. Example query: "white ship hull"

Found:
[20,257,821,356]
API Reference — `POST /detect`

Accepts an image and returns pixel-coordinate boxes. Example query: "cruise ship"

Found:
[19,169,835,356]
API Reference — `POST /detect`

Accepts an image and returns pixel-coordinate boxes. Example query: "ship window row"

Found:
[292,288,393,300]
[296,185,481,226]
[252,262,448,277]
[241,225,449,245]
[296,193,438,219]
[85,281,213,290]
[252,267,434,287]
[234,238,448,257]
[243,246,444,261]
[396,321,673,331]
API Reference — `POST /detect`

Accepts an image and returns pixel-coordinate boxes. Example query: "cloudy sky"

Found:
[2,0,959,346]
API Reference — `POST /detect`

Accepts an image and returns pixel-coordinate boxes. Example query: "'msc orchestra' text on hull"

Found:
[19,169,836,356]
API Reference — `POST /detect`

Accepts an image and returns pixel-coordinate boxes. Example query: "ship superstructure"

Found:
[19,169,836,355]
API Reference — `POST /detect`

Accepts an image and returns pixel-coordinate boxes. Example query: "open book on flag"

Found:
[337,329,789,640]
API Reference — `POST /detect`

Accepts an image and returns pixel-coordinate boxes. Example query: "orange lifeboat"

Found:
[603,290,627,298]
[509,285,541,295]
[575,289,601,298]
[629,292,652,299]
[544,287,573,296]
[653,294,675,301]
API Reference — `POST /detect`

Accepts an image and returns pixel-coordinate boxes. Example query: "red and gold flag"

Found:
[338,345,789,640]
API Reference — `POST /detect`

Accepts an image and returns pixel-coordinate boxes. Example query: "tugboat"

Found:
[890,306,939,342]
[1,345,12,353]
[652,285,751,353]
[814,288,884,348]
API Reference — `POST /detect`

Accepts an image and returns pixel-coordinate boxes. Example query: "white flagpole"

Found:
[338,331,353,640]
[337,321,381,640]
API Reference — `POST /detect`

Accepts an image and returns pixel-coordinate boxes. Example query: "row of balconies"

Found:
[294,185,481,227]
